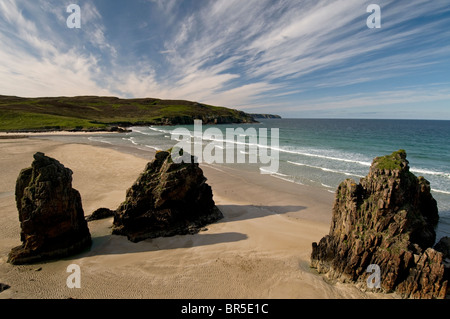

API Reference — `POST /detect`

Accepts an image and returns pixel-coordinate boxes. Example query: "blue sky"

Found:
[0,0,449,119]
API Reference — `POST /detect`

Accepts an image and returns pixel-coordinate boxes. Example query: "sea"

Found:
[47,119,450,241]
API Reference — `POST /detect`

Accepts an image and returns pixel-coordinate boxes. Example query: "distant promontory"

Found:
[0,95,257,132]
[249,113,282,119]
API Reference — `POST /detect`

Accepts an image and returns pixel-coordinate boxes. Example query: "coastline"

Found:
[0,136,399,299]
[0,131,120,138]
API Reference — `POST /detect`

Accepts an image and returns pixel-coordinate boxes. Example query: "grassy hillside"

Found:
[0,95,256,132]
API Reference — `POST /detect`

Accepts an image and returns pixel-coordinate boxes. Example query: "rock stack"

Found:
[8,153,91,265]
[311,150,449,299]
[113,150,223,242]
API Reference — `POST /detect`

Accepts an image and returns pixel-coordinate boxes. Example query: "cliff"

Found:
[311,150,448,299]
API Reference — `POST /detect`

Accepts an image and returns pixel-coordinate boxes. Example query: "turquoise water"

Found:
[58,118,450,240]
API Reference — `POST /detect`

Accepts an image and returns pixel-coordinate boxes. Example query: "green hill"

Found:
[0,95,256,132]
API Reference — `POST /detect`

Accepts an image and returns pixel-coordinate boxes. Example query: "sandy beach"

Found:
[0,137,399,299]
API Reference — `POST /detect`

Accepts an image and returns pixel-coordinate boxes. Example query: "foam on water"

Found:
[116,119,450,237]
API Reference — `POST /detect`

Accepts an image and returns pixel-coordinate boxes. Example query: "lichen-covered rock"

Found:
[311,150,448,299]
[8,152,91,265]
[112,150,223,242]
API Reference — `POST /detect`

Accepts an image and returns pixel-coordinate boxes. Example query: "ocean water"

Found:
[51,119,450,240]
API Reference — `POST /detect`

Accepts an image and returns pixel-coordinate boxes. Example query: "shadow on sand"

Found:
[83,231,248,257]
[216,204,307,223]
[69,204,307,258]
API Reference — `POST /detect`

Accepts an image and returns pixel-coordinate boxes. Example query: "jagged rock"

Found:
[86,208,115,221]
[7,152,91,265]
[311,150,448,299]
[112,150,223,242]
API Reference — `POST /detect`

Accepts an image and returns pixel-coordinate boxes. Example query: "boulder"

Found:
[8,152,91,265]
[112,150,223,242]
[311,150,448,299]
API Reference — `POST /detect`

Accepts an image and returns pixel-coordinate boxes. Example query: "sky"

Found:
[0,0,449,119]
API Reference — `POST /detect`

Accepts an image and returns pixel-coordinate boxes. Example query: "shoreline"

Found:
[0,131,120,138]
[0,136,399,299]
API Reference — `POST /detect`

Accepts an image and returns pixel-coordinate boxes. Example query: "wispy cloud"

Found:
[288,84,450,112]
[0,0,449,118]
[0,0,112,96]
[129,0,450,111]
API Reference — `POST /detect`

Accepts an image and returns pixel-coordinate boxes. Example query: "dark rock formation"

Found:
[112,150,223,242]
[311,150,448,299]
[249,113,282,119]
[435,237,450,282]
[156,113,257,126]
[435,237,450,260]
[86,207,115,221]
[0,283,10,293]
[8,152,91,265]
[106,126,131,133]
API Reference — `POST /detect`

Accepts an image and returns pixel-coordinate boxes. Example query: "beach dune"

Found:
[0,137,398,299]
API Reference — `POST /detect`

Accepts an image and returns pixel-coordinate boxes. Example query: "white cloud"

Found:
[0,0,449,119]
[0,0,114,97]
[0,48,111,97]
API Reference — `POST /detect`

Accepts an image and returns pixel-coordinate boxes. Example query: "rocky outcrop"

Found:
[434,237,450,260]
[0,283,10,293]
[112,150,223,242]
[8,153,91,265]
[156,113,257,126]
[435,237,450,280]
[311,150,449,299]
[86,207,115,221]
[249,113,282,119]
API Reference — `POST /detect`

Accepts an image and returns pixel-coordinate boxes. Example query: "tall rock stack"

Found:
[113,150,223,242]
[311,150,449,299]
[8,153,91,265]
